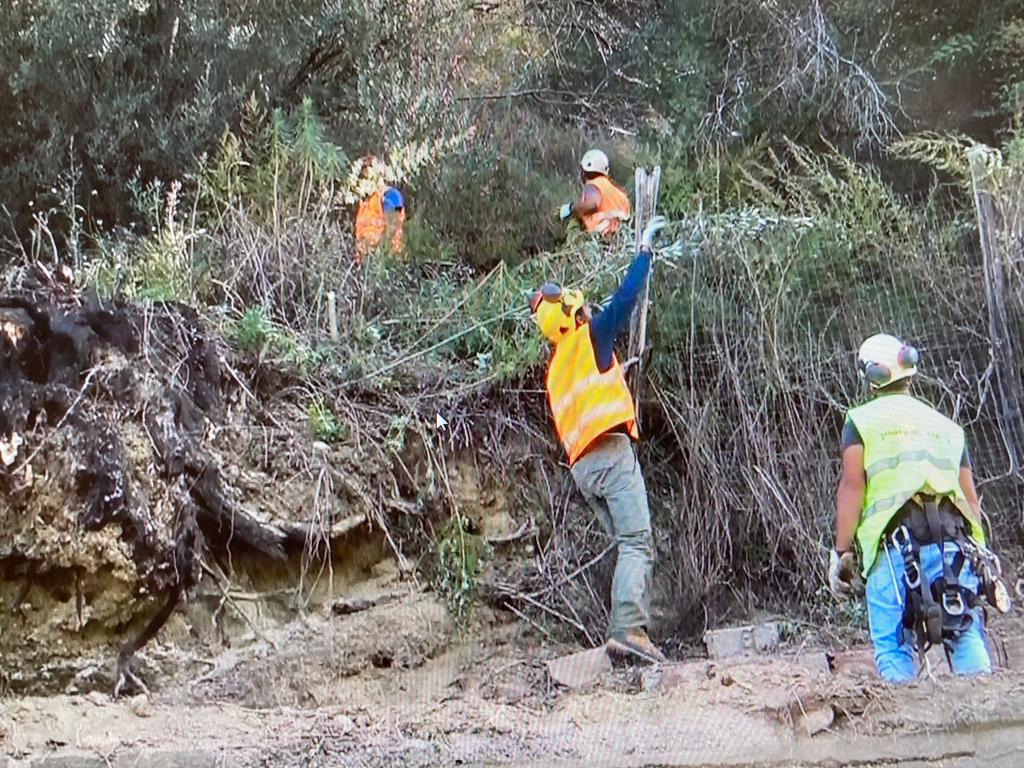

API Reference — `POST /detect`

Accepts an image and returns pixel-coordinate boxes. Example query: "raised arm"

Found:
[589,216,666,372]
[589,249,651,372]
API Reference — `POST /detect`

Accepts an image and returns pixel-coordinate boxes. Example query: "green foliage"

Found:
[129,237,190,302]
[231,308,273,353]
[200,97,347,221]
[85,179,198,302]
[831,0,1024,123]
[638,0,721,145]
[649,140,967,368]
[308,399,349,444]
[433,513,492,627]
[384,415,410,454]
[931,33,983,70]
[409,110,570,268]
[0,0,481,235]
[227,307,326,374]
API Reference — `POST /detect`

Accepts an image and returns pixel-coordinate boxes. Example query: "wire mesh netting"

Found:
[616,144,1024,638]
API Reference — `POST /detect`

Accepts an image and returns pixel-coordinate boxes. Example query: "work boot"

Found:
[606,628,667,664]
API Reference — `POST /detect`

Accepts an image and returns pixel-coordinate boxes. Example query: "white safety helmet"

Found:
[857,333,920,389]
[580,149,610,176]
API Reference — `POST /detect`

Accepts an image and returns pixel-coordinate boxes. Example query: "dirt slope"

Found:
[4,590,1024,768]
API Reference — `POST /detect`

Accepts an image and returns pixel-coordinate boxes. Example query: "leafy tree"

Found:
[0,0,479,232]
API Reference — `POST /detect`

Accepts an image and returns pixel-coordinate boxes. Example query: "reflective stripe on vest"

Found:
[865,450,959,481]
[847,394,983,577]
[580,176,630,236]
[546,323,638,465]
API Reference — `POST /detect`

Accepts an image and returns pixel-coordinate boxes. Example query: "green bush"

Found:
[0,0,483,236]
[409,112,570,269]
[433,513,492,627]
[231,308,272,354]
[308,399,349,444]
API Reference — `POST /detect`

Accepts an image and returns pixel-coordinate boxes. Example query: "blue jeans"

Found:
[866,541,991,683]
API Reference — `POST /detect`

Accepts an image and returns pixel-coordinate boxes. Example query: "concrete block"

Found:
[546,646,612,689]
[793,651,832,675]
[831,648,876,677]
[703,623,780,659]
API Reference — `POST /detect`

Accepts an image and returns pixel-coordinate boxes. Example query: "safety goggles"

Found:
[529,282,563,314]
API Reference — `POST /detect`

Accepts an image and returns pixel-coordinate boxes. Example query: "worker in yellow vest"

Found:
[529,216,666,664]
[830,334,1007,682]
[559,149,631,237]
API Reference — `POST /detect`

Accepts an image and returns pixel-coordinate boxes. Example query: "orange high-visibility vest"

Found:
[546,322,638,465]
[355,192,405,262]
[580,176,630,236]
[355,192,386,263]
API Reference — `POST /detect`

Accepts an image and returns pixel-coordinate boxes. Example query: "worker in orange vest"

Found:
[559,149,631,237]
[529,215,667,664]
[354,159,406,264]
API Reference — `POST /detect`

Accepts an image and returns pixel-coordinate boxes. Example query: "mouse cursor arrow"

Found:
[435,413,448,430]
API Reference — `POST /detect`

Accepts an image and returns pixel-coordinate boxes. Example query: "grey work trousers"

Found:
[569,433,653,635]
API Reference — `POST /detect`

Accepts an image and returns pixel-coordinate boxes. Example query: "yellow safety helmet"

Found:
[529,282,586,343]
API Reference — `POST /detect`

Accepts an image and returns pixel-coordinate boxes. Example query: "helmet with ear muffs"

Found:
[529,283,589,343]
[857,333,920,389]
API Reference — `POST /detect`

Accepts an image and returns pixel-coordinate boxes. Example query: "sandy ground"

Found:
[4,591,1024,768]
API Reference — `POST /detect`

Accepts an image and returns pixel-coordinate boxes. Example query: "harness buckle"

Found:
[904,560,922,590]
[942,591,966,617]
[890,525,911,552]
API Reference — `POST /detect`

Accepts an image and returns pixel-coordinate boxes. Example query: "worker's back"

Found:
[581,176,630,236]
[354,187,405,262]
[847,393,976,574]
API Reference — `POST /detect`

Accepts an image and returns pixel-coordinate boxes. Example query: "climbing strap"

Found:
[923,498,976,668]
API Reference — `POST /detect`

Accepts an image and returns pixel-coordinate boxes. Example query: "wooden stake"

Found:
[327,290,339,343]
[968,146,1024,481]
[626,165,661,431]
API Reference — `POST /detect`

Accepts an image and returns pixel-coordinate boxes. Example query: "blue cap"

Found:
[382,186,404,212]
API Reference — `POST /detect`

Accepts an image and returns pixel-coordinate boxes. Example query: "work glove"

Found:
[640,215,667,251]
[559,202,573,221]
[828,549,863,598]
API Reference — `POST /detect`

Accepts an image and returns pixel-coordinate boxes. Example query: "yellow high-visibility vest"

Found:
[847,394,983,576]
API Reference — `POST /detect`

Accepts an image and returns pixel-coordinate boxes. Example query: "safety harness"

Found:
[886,496,1010,670]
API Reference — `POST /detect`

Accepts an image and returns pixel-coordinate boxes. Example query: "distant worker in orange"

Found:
[354,157,406,264]
[559,149,631,237]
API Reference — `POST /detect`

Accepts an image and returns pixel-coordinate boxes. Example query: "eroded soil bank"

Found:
[0,277,521,697]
